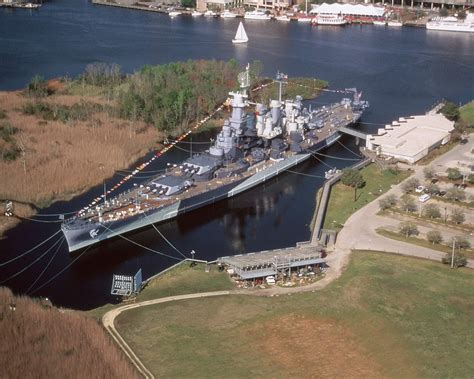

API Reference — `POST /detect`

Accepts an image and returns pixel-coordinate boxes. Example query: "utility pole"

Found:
[451,238,456,269]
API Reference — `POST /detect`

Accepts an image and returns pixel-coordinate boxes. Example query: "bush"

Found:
[427,230,443,245]
[0,122,18,143]
[0,109,7,119]
[83,62,122,86]
[1,146,21,161]
[27,74,50,97]
[468,174,474,184]
[402,177,420,193]
[446,167,462,181]
[426,183,440,195]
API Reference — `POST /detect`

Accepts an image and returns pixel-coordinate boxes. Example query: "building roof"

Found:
[368,114,455,158]
[310,3,386,17]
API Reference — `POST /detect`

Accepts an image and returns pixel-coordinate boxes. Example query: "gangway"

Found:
[338,126,368,140]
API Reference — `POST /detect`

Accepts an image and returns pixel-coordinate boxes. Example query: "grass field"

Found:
[323,165,411,230]
[87,262,234,319]
[115,251,474,378]
[460,100,474,128]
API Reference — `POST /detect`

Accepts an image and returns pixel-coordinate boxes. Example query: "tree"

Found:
[445,186,466,201]
[450,236,471,250]
[181,0,195,7]
[446,167,462,181]
[423,166,436,180]
[468,174,474,184]
[439,8,449,17]
[441,252,467,268]
[423,203,441,219]
[450,208,465,224]
[340,168,365,201]
[426,183,440,195]
[440,101,460,121]
[399,221,419,238]
[400,196,417,213]
[378,194,397,211]
[401,177,420,193]
[427,230,443,245]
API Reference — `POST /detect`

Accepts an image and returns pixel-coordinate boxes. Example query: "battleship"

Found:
[61,68,369,252]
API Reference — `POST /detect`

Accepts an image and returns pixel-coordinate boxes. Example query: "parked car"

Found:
[438,190,446,197]
[419,194,431,203]
[459,184,467,190]
[265,276,276,285]
[415,185,425,193]
[431,178,438,184]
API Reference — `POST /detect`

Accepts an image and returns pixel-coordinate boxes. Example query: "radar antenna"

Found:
[275,71,288,102]
[237,63,250,92]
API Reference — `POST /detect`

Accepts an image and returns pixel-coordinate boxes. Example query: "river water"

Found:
[0,0,473,310]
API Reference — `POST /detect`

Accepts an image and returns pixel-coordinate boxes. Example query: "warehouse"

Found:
[366,113,455,164]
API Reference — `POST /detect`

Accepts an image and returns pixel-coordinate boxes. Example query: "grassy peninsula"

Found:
[0,60,327,237]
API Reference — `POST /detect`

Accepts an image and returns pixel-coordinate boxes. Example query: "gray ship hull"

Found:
[62,132,342,253]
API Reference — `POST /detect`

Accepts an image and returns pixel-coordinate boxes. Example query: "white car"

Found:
[415,185,425,193]
[419,194,431,203]
[265,276,276,285]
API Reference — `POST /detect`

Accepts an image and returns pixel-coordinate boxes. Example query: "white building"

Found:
[310,2,386,17]
[366,114,455,164]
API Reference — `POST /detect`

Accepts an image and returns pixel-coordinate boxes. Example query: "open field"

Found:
[0,286,138,378]
[115,251,474,378]
[87,262,234,319]
[323,165,411,230]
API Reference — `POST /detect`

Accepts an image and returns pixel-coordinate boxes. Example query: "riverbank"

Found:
[0,89,161,237]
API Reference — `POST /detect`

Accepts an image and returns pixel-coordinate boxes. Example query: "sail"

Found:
[233,22,248,42]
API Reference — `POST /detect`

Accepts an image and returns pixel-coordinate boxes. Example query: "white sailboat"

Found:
[232,22,248,44]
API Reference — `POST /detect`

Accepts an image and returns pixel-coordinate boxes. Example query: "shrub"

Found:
[27,74,50,97]
[0,109,7,119]
[426,183,440,195]
[1,146,21,161]
[0,122,18,143]
[427,230,443,245]
[468,174,474,184]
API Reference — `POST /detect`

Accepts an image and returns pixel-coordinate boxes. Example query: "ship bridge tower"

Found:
[228,65,251,134]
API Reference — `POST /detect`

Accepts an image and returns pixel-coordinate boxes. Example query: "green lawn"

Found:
[460,100,474,128]
[116,251,474,378]
[323,165,411,230]
[86,262,234,319]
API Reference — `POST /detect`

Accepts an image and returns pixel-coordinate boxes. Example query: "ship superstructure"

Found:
[62,69,368,252]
